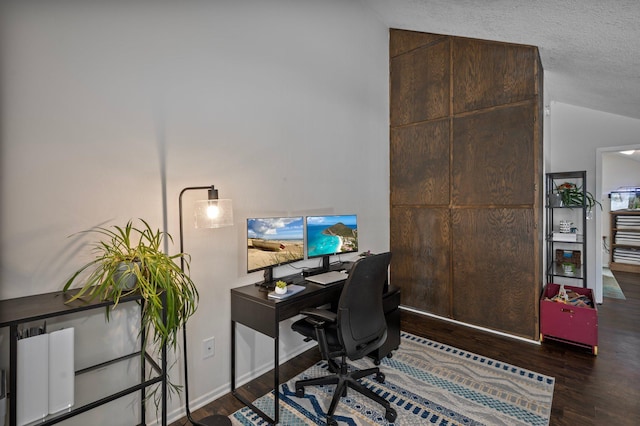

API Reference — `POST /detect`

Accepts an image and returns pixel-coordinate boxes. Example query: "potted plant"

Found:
[555,182,603,213]
[562,262,575,275]
[274,280,288,294]
[62,219,199,400]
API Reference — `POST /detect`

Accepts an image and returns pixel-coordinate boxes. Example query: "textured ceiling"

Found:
[362,0,640,120]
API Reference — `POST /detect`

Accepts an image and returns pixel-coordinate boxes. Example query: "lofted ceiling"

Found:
[361,0,640,120]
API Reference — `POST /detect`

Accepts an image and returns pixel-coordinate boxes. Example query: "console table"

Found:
[0,289,166,426]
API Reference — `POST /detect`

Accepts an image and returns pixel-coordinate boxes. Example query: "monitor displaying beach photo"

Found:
[247,216,304,272]
[306,214,358,258]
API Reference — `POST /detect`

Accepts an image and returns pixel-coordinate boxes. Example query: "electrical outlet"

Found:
[202,337,215,359]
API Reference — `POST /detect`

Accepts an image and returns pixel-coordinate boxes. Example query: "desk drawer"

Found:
[277,285,342,320]
[232,295,277,337]
[383,287,401,313]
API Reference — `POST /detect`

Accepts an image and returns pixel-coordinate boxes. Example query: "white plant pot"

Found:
[114,261,140,290]
[275,286,287,294]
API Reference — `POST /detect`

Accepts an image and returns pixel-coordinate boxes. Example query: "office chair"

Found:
[291,252,397,426]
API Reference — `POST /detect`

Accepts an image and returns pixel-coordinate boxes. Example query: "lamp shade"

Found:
[194,198,233,228]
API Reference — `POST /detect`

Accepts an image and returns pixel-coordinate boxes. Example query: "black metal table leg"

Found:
[230,320,279,425]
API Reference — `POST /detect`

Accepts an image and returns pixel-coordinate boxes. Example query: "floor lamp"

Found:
[179,185,233,426]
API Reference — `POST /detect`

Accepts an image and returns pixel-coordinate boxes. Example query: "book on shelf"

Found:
[615,238,640,246]
[613,247,640,264]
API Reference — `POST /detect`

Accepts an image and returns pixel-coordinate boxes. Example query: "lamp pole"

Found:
[179,185,232,426]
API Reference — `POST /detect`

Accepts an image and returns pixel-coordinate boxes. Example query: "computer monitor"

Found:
[247,216,304,287]
[306,214,358,271]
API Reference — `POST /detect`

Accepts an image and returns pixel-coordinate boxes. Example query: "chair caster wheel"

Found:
[295,387,305,398]
[374,359,380,365]
[385,407,397,422]
[327,416,338,426]
[374,372,385,383]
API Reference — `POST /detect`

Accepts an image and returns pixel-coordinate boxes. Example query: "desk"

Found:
[230,274,345,424]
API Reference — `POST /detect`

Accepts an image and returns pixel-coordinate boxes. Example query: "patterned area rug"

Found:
[603,268,626,300]
[230,332,555,425]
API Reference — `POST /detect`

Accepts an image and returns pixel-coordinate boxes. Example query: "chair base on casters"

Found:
[294,360,397,426]
[194,414,232,425]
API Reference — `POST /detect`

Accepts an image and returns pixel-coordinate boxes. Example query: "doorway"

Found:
[596,145,640,302]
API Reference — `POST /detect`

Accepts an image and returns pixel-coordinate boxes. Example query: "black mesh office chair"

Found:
[291,252,397,426]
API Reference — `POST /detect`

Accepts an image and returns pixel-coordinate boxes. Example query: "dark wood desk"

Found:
[230,274,345,425]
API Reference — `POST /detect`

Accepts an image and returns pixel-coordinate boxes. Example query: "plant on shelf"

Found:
[555,182,603,213]
[62,219,199,403]
[562,262,576,275]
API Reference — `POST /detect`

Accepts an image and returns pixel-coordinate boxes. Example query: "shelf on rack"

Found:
[547,234,584,244]
[547,262,584,279]
[20,353,163,426]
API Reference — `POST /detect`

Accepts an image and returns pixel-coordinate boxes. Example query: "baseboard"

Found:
[159,340,316,425]
[400,305,541,345]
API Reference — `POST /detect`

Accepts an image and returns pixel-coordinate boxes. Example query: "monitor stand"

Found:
[322,255,330,271]
[197,415,232,426]
[302,255,331,277]
[256,266,276,291]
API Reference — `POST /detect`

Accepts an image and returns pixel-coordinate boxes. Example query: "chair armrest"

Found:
[299,308,337,325]
[297,308,337,360]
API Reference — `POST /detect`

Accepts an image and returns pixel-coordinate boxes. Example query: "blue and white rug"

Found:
[231,332,555,425]
[603,267,626,300]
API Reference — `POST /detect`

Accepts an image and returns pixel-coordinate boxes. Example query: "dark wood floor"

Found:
[172,271,640,425]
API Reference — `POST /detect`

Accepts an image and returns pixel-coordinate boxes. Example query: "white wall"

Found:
[0,0,389,423]
[549,102,640,302]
